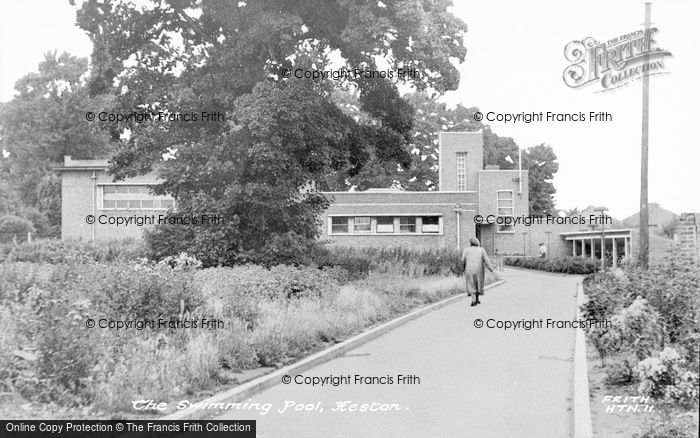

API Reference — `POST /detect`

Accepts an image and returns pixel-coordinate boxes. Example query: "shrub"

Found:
[613,297,664,360]
[582,257,699,360]
[0,214,35,243]
[0,239,147,264]
[636,412,698,438]
[158,252,203,270]
[1,252,468,413]
[580,271,628,325]
[588,324,623,367]
[604,358,638,386]
[316,246,464,278]
[505,256,597,274]
[636,348,699,406]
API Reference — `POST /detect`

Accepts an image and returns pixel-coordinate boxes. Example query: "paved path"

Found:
[217,268,581,438]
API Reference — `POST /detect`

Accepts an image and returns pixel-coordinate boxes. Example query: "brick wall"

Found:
[439,132,482,191]
[674,213,699,266]
[477,169,529,255]
[61,168,166,241]
[320,191,479,250]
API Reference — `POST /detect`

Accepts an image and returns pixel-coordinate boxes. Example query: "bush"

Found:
[636,412,698,438]
[505,256,597,274]
[0,239,147,264]
[604,358,637,386]
[0,214,35,243]
[636,348,699,406]
[1,251,467,414]
[588,324,623,367]
[613,297,664,361]
[316,246,464,277]
[582,257,699,364]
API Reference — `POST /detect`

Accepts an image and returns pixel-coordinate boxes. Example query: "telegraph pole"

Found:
[639,2,651,269]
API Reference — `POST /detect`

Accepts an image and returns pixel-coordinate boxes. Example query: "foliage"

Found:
[604,358,637,386]
[158,252,203,270]
[582,259,699,359]
[0,52,113,235]
[635,412,699,438]
[636,348,699,406]
[316,246,465,277]
[0,214,35,243]
[523,144,558,216]
[505,256,597,274]
[1,255,465,412]
[0,239,147,264]
[612,297,664,361]
[74,0,468,266]
[588,323,623,367]
[327,91,560,217]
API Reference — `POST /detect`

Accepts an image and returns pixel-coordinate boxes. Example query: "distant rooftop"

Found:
[363,188,405,193]
[53,155,108,171]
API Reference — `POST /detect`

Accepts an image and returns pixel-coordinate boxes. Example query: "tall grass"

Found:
[316,246,464,277]
[1,255,470,415]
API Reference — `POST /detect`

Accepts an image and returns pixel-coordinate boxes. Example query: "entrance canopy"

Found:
[559,229,632,268]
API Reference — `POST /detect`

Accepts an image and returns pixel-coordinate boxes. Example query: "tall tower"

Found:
[438,131,484,191]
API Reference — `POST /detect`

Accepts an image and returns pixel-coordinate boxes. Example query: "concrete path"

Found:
[216,268,581,438]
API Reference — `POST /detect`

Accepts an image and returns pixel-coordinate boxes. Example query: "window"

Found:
[101,184,174,210]
[376,216,394,233]
[456,152,467,191]
[331,216,350,234]
[353,216,371,233]
[329,215,441,235]
[399,216,417,233]
[421,216,440,233]
[497,190,514,232]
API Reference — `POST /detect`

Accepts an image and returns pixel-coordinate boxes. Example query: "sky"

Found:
[1,0,698,219]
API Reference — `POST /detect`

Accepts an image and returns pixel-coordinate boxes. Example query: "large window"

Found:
[331,216,350,234]
[497,190,514,233]
[399,216,418,233]
[328,216,441,235]
[456,152,467,191]
[421,216,440,233]
[376,216,394,233]
[101,185,174,210]
[353,216,371,233]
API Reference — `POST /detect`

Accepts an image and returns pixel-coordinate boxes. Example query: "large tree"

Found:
[523,144,558,216]
[0,52,112,236]
[74,0,468,265]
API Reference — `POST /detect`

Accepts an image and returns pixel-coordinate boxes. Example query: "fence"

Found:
[0,231,34,244]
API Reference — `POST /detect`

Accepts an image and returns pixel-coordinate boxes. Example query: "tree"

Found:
[523,144,559,216]
[75,0,468,265]
[328,91,522,191]
[0,52,112,236]
[326,91,559,218]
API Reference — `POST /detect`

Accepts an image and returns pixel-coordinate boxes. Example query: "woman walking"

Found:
[462,237,496,306]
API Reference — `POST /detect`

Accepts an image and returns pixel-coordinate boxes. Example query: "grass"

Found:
[0,258,484,418]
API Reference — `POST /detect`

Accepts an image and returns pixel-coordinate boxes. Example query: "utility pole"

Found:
[639,2,651,269]
[594,206,609,273]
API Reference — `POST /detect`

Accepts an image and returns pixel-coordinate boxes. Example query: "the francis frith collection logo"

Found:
[563,28,672,92]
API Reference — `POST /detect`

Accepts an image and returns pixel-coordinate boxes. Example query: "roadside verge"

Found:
[574,282,593,438]
[163,278,507,421]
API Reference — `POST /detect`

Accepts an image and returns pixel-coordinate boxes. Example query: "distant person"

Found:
[538,243,547,258]
[494,249,504,272]
[462,237,496,307]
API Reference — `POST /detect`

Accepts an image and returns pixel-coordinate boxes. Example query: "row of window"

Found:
[100,184,174,211]
[330,216,441,235]
[102,199,175,210]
